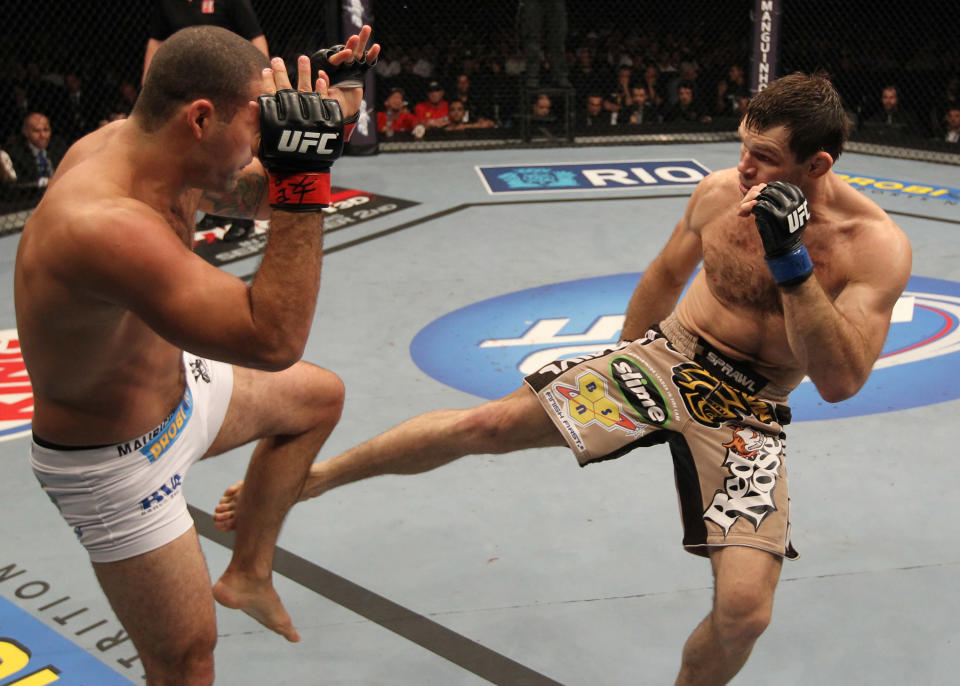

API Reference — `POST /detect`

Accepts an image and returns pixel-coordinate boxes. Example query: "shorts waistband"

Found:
[33,403,180,452]
[31,389,193,467]
[656,313,791,403]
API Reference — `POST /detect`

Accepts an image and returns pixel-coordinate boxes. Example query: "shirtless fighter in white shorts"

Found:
[15,24,379,685]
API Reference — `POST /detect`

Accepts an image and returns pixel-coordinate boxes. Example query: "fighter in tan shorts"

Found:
[525,313,797,559]
[213,74,911,683]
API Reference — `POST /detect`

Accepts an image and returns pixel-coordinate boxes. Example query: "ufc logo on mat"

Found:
[787,200,810,233]
[278,130,339,154]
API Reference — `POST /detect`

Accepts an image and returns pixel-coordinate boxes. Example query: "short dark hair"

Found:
[134,25,269,131]
[743,72,851,162]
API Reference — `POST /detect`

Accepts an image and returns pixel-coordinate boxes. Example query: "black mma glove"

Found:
[258,89,346,211]
[310,45,378,88]
[310,45,379,142]
[751,180,814,287]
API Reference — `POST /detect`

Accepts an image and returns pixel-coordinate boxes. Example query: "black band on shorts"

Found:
[32,433,115,451]
[692,337,771,397]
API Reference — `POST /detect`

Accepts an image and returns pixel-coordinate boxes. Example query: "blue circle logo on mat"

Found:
[410,274,960,421]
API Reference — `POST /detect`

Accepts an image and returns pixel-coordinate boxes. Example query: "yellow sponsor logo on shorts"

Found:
[555,371,639,432]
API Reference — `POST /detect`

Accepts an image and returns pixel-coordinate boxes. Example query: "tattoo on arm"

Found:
[203,170,268,218]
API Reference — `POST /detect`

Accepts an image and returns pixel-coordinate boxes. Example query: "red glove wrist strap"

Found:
[268,172,331,208]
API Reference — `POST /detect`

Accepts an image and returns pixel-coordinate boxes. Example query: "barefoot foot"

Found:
[213,573,301,642]
[212,481,244,532]
[214,466,327,532]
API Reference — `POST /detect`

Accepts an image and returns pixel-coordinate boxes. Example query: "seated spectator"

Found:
[626,86,660,125]
[928,75,959,137]
[5,112,68,187]
[443,100,494,131]
[640,63,665,109]
[713,64,749,120]
[570,47,608,101]
[863,85,920,136]
[602,65,633,124]
[943,106,960,144]
[62,71,104,139]
[377,88,417,137]
[576,93,614,128]
[452,74,481,122]
[531,92,552,119]
[661,80,710,124]
[666,60,700,106]
[414,81,450,129]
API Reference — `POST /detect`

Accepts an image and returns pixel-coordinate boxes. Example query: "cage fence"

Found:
[1,0,957,235]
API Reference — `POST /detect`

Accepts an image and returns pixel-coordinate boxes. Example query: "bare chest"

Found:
[701,215,782,312]
[700,213,846,313]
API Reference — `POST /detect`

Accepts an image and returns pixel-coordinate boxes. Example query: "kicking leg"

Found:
[214,385,564,526]
[675,546,782,686]
[205,361,344,641]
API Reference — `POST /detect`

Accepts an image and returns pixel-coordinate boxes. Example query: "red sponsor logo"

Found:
[0,329,34,441]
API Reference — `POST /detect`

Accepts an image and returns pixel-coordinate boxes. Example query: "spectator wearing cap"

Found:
[414,81,449,129]
[377,87,417,137]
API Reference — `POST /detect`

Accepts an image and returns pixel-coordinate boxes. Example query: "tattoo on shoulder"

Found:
[204,171,267,217]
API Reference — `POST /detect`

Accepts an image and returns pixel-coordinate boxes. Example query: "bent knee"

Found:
[713,593,773,644]
[144,633,217,685]
[297,365,345,428]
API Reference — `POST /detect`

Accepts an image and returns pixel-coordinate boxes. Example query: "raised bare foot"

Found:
[214,467,326,531]
[213,572,301,642]
[212,481,243,532]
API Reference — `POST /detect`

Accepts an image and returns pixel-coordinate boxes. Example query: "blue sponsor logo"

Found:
[0,596,133,685]
[409,274,960,421]
[139,474,184,513]
[477,160,711,194]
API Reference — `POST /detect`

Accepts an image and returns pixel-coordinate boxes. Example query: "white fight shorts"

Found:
[30,353,233,563]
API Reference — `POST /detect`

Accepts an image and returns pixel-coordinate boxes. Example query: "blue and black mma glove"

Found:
[310,44,379,142]
[751,180,814,288]
[258,89,347,212]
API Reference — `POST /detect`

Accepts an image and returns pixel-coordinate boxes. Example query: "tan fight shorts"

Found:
[524,313,798,560]
[30,353,233,563]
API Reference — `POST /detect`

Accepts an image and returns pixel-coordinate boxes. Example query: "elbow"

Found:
[815,376,866,405]
[253,335,307,372]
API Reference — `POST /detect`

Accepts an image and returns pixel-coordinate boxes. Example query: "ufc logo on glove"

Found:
[787,200,810,233]
[259,89,350,211]
[278,130,340,155]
